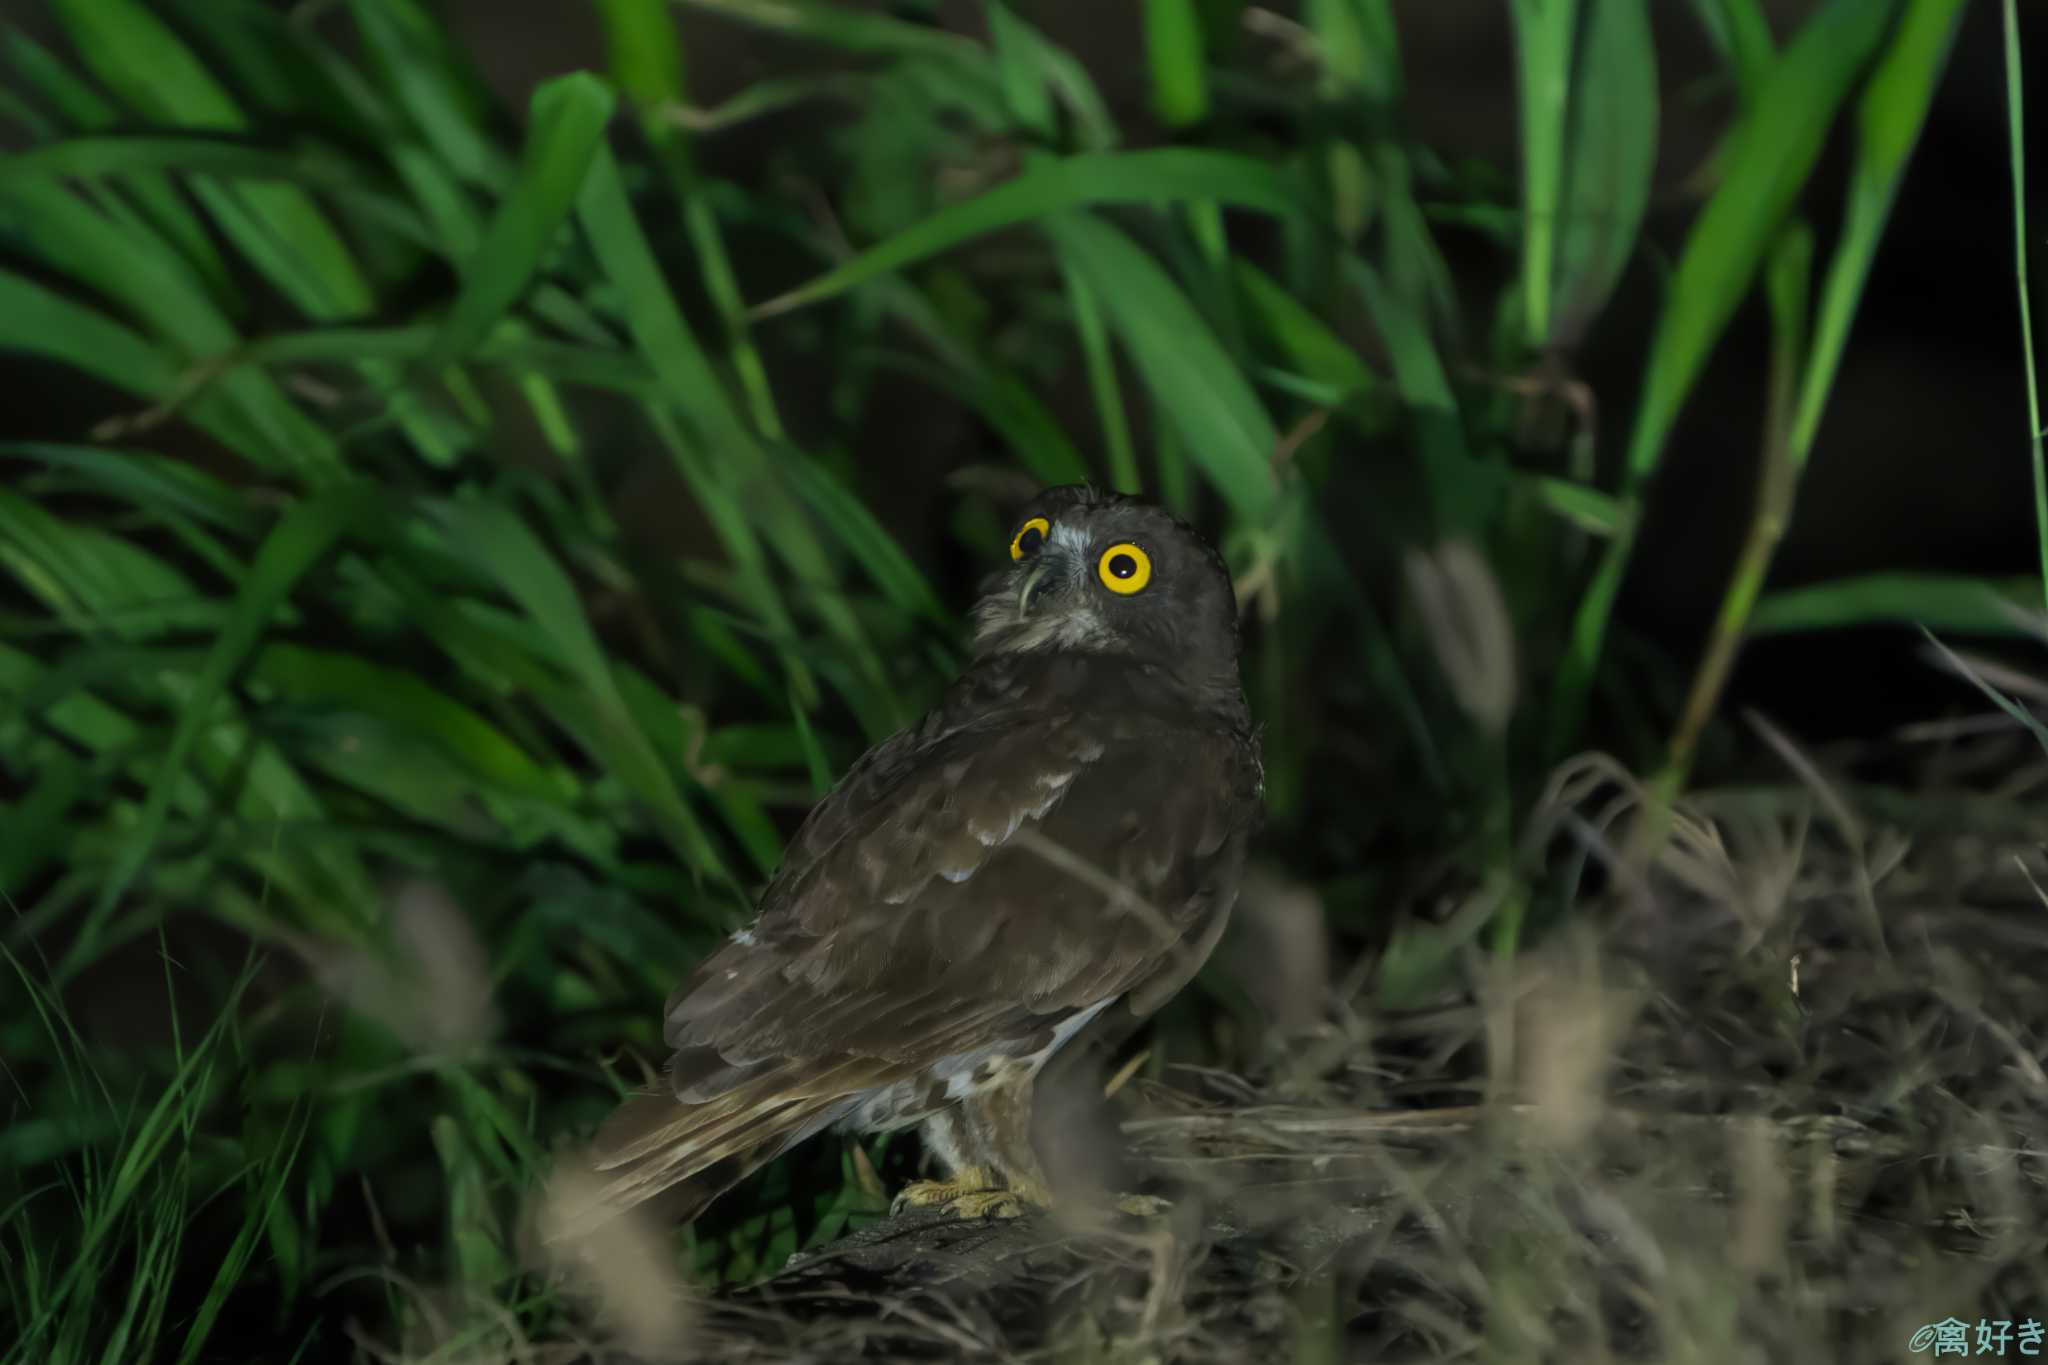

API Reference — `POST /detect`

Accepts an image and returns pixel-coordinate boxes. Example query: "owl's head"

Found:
[971,485,1242,681]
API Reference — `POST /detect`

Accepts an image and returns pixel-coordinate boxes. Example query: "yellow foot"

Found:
[891,1168,1051,1220]
[939,1188,1031,1220]
[891,1166,992,1217]
[1114,1192,1173,1218]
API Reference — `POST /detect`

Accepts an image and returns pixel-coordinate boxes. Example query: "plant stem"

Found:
[2003,0,2048,606]
[1659,223,1811,798]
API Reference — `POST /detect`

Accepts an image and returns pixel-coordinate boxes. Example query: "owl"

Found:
[573,485,1263,1229]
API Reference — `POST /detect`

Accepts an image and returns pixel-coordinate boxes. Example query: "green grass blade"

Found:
[1525,473,1625,537]
[1549,0,1903,753]
[0,271,186,399]
[986,4,1117,150]
[1750,573,2042,635]
[249,643,565,800]
[776,454,948,625]
[48,0,375,318]
[598,0,788,442]
[1308,0,1402,103]
[1624,0,1900,486]
[576,144,748,448]
[425,497,732,882]
[1688,0,1777,103]
[1047,214,1279,522]
[46,0,245,127]
[1233,260,1382,409]
[1143,0,1210,128]
[2001,0,2048,605]
[574,141,826,703]
[1057,244,1139,492]
[1788,0,1965,463]
[597,0,685,120]
[754,150,1306,319]
[66,485,377,977]
[1549,0,1657,347]
[987,3,1056,139]
[3,135,384,190]
[1509,0,1581,346]
[429,73,616,365]
[1346,257,1486,533]
[0,178,239,356]
[2,33,238,302]
[349,0,510,190]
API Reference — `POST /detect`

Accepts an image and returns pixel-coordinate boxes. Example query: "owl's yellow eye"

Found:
[1096,543,1152,594]
[1009,516,1051,561]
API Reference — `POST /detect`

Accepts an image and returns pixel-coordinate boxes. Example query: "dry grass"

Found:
[492,732,2048,1363]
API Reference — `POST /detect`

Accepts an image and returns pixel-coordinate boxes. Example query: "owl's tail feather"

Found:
[544,1071,860,1242]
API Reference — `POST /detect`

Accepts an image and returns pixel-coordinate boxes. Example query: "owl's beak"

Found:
[1017,563,1052,616]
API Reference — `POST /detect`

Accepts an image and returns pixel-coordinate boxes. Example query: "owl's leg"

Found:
[892,1079,1052,1220]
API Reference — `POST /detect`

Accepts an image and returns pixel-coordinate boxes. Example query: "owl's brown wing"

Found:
[574,692,1258,1228]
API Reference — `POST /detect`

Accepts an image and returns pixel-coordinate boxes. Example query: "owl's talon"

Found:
[892,1168,1050,1220]
[942,1189,1029,1220]
[1114,1192,1173,1217]
[891,1168,996,1217]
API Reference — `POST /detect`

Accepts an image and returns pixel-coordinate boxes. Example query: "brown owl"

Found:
[573,485,1262,1229]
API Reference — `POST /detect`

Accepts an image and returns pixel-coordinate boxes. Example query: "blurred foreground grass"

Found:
[0,0,2043,1360]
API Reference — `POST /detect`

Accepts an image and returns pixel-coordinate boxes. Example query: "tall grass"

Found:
[0,0,2022,1356]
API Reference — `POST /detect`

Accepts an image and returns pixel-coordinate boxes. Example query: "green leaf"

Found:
[1550,0,1658,347]
[1689,0,1777,102]
[2003,0,2048,606]
[430,74,616,366]
[1751,574,2042,636]
[72,485,378,976]
[350,0,511,190]
[987,4,1056,139]
[1059,249,1139,492]
[424,497,731,882]
[1524,473,1625,537]
[1233,260,1383,408]
[575,144,747,447]
[1788,0,1966,460]
[778,454,947,624]
[49,0,375,318]
[1624,0,1901,484]
[1308,0,1402,104]
[597,0,686,113]
[1551,0,1903,752]
[986,5,1116,150]
[3,135,386,191]
[0,270,185,397]
[249,643,563,800]
[47,0,245,126]
[3,33,238,301]
[1048,214,1278,523]
[1143,0,1210,127]
[0,753,86,895]
[0,178,240,356]
[0,444,260,539]
[1347,258,1489,533]
[754,150,1306,319]
[1509,0,1581,345]
[0,489,217,638]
